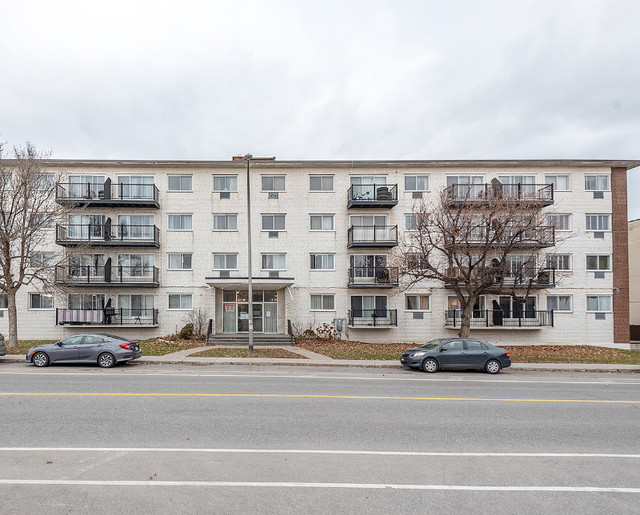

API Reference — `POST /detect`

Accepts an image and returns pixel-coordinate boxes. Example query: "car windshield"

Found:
[420,339,448,349]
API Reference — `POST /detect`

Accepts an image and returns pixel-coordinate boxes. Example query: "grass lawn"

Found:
[4,340,57,355]
[296,339,640,364]
[190,348,306,359]
[139,338,206,356]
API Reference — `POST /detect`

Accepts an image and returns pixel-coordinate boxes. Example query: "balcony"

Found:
[446,267,556,290]
[348,225,398,248]
[56,308,159,327]
[444,183,554,207]
[348,266,399,288]
[56,181,160,208]
[445,309,554,329]
[55,265,160,287]
[348,309,398,328]
[347,184,398,208]
[457,226,555,249]
[56,224,160,247]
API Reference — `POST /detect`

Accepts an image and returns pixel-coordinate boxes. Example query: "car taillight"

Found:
[505,351,510,357]
[119,342,133,350]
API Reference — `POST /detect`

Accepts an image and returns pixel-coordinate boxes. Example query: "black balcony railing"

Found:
[446,267,556,289]
[56,182,160,207]
[56,308,159,326]
[445,309,554,328]
[348,266,399,287]
[55,265,159,286]
[347,184,398,207]
[445,183,554,206]
[348,309,398,327]
[347,225,398,247]
[56,224,160,247]
[454,226,555,248]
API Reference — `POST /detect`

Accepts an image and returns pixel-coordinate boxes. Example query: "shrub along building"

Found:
[0,157,637,347]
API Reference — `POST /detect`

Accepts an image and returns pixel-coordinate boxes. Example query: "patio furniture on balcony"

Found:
[347,184,398,208]
[348,266,399,287]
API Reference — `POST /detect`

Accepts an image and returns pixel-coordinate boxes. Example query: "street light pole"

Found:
[244,153,254,355]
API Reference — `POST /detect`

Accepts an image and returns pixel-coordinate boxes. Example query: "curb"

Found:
[3,354,640,372]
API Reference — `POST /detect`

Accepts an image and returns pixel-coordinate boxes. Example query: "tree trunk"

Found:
[457,299,475,338]
[7,289,18,348]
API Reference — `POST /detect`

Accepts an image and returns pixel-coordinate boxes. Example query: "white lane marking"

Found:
[1,448,639,458]
[0,370,638,386]
[0,479,638,493]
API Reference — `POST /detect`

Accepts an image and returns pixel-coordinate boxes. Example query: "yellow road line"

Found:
[0,392,638,404]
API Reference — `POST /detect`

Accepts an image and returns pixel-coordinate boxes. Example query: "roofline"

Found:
[2,158,640,170]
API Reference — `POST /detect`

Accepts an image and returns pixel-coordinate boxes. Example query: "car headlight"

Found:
[413,351,426,357]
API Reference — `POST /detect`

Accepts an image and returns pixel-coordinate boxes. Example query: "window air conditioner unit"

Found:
[594,271,605,279]
[269,271,280,278]
[219,270,230,278]
[220,192,231,199]
[593,191,604,199]
[268,192,279,199]
[412,191,423,199]
[594,232,604,239]
[268,231,278,238]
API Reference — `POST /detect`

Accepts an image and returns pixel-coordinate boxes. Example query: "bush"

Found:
[179,323,194,340]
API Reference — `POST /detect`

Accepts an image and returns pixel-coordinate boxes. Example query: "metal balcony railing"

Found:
[347,184,398,208]
[56,308,159,326]
[56,182,160,207]
[348,309,398,327]
[445,309,554,328]
[55,265,159,286]
[56,224,160,246]
[347,225,398,247]
[445,183,554,206]
[348,266,399,287]
[446,267,556,289]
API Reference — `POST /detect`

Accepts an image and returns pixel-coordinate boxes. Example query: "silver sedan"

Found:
[26,333,141,368]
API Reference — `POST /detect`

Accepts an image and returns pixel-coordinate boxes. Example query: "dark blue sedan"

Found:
[400,338,511,374]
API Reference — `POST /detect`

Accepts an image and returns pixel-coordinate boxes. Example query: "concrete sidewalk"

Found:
[3,345,640,372]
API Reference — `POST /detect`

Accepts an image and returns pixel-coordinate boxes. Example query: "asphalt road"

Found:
[1,364,639,514]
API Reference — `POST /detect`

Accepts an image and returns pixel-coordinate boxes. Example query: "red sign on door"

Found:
[223,303,236,313]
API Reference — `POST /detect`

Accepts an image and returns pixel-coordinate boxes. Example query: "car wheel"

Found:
[98,352,115,368]
[32,352,49,367]
[422,358,438,373]
[485,359,502,374]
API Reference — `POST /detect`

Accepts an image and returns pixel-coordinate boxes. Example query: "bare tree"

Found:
[0,142,67,347]
[396,185,556,337]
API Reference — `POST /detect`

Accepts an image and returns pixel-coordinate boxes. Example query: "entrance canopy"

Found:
[205,276,295,290]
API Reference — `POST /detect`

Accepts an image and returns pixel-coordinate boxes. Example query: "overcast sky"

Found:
[1,0,639,217]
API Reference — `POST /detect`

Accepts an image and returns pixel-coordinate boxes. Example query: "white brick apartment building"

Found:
[0,157,637,346]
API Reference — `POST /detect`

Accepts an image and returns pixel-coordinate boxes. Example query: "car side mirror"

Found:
[56,341,63,347]
[440,347,447,352]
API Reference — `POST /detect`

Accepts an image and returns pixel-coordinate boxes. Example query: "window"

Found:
[37,213,55,229]
[311,294,335,310]
[36,174,55,190]
[30,252,55,267]
[261,176,285,191]
[310,254,335,270]
[546,214,571,231]
[497,175,536,185]
[168,253,192,270]
[350,176,386,199]
[68,293,105,310]
[168,293,193,310]
[262,254,286,270]
[213,254,238,270]
[545,175,570,191]
[546,254,571,271]
[405,294,430,311]
[309,214,334,231]
[213,175,238,192]
[117,214,154,240]
[29,293,54,309]
[213,214,237,231]
[585,214,610,231]
[0,293,7,309]
[585,175,610,191]
[117,294,154,319]
[67,254,105,277]
[68,214,105,239]
[350,295,388,317]
[168,214,192,231]
[446,175,484,199]
[168,175,192,191]
[118,254,155,278]
[262,214,285,231]
[404,175,429,191]
[309,175,333,191]
[586,295,612,312]
[407,253,428,270]
[547,295,572,312]
[350,214,387,227]
[118,175,155,199]
[586,255,611,271]
[68,175,105,197]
